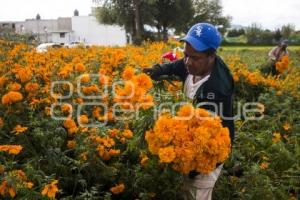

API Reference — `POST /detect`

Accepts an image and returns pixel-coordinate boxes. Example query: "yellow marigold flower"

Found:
[26,182,34,189]
[11,124,28,135]
[0,145,23,155]
[44,107,51,116]
[283,122,291,131]
[1,91,23,105]
[122,129,133,139]
[79,115,89,124]
[75,63,86,72]
[158,146,176,163]
[276,90,282,96]
[260,162,269,169]
[80,152,88,161]
[8,82,22,91]
[110,183,125,194]
[67,140,76,149]
[0,180,16,198]
[272,132,281,143]
[140,155,149,167]
[41,180,59,199]
[25,82,39,93]
[80,74,90,83]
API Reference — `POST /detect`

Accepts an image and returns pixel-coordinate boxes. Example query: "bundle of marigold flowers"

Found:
[145,104,231,174]
[275,55,289,73]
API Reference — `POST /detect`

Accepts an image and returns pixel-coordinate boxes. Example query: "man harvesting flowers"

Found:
[144,22,234,200]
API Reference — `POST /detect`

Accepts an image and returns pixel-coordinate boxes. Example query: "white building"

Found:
[71,16,127,46]
[2,10,127,46]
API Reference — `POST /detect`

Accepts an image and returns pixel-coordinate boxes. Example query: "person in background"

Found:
[268,39,289,75]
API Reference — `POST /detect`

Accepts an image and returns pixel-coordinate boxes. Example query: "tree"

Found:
[227,29,245,37]
[147,0,194,41]
[96,0,230,43]
[245,23,263,44]
[190,0,231,34]
[281,24,295,39]
[274,28,282,43]
[96,0,194,43]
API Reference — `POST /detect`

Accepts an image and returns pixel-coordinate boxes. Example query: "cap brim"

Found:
[180,35,209,52]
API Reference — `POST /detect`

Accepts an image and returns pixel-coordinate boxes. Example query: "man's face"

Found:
[183,43,215,76]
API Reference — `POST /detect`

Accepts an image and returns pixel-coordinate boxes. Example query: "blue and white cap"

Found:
[181,23,222,51]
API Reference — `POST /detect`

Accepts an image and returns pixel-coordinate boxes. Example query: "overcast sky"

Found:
[0,0,300,30]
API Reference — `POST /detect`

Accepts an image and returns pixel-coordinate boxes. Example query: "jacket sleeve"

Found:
[156,59,188,81]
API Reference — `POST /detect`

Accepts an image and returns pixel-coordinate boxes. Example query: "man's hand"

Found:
[143,64,162,80]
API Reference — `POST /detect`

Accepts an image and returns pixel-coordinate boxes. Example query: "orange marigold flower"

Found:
[102,137,115,148]
[25,82,39,93]
[8,82,22,91]
[82,84,99,95]
[260,162,269,169]
[75,63,86,72]
[122,66,135,80]
[11,124,28,135]
[0,145,23,155]
[110,183,125,194]
[0,180,16,198]
[41,180,59,199]
[67,140,76,149]
[108,129,119,137]
[1,91,23,105]
[158,146,176,163]
[122,129,133,139]
[63,118,77,129]
[132,73,153,90]
[61,104,72,114]
[108,149,121,156]
[79,115,89,124]
[15,68,32,83]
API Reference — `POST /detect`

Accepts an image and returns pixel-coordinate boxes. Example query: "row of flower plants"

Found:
[0,39,299,199]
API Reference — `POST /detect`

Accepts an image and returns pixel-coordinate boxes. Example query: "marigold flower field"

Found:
[0,39,299,199]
